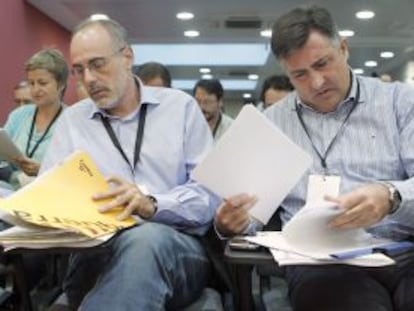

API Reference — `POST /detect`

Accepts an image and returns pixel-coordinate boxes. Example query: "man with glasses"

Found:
[40,17,219,310]
[215,6,414,311]
[193,79,233,142]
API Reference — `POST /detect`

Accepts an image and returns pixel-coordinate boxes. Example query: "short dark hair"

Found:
[193,79,224,100]
[260,75,294,102]
[135,62,171,87]
[271,6,340,59]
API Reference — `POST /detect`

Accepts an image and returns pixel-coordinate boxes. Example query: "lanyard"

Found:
[26,106,63,158]
[295,80,360,171]
[212,113,222,138]
[100,104,148,175]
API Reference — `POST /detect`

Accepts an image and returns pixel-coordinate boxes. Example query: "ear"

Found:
[339,38,349,61]
[122,46,134,70]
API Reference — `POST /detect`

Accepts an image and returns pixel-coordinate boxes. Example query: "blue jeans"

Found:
[64,223,211,310]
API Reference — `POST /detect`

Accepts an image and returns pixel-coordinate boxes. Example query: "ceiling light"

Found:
[90,14,109,21]
[338,30,355,37]
[199,68,211,73]
[260,29,272,38]
[380,51,395,58]
[243,93,252,99]
[364,60,378,67]
[176,12,194,20]
[356,10,375,19]
[184,30,199,37]
[201,74,213,79]
[354,68,364,75]
[248,74,259,80]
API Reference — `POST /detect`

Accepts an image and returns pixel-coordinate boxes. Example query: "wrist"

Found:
[382,183,401,214]
[140,195,158,219]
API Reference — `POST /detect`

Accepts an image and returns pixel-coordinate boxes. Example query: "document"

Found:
[0,128,22,162]
[245,201,413,266]
[269,248,394,267]
[191,105,312,223]
[0,150,136,238]
[281,201,392,257]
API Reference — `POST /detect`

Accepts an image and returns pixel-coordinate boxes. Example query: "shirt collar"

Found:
[89,76,160,120]
[295,69,361,112]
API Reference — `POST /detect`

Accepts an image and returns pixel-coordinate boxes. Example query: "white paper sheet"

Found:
[0,129,22,162]
[191,105,312,223]
[269,248,394,267]
[246,230,393,262]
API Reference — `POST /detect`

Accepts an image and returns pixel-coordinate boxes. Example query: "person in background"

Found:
[3,48,68,188]
[260,74,294,109]
[135,61,171,87]
[193,79,233,142]
[13,80,32,106]
[41,17,219,310]
[216,6,414,311]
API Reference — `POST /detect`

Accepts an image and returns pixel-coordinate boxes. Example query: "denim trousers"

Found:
[63,223,211,311]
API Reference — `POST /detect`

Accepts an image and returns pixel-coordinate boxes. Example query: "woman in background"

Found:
[4,48,68,188]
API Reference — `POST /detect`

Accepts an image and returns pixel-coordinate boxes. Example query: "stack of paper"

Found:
[245,202,410,267]
[0,151,136,251]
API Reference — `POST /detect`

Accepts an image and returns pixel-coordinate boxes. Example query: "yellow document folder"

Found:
[0,151,136,238]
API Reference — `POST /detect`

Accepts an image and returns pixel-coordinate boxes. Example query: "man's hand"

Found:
[214,193,257,236]
[326,183,391,230]
[13,156,40,176]
[93,176,156,220]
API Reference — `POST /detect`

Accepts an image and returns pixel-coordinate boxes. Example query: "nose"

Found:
[310,71,325,90]
[82,67,97,85]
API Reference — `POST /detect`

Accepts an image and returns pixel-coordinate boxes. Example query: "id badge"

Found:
[306,174,341,204]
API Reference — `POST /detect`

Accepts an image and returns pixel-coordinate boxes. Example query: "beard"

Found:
[88,83,120,110]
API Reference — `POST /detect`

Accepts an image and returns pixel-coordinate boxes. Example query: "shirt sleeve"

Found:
[139,98,220,236]
[386,83,414,229]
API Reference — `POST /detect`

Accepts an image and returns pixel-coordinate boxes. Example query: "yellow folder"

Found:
[0,151,136,238]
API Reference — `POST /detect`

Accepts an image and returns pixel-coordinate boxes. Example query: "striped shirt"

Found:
[264,72,414,240]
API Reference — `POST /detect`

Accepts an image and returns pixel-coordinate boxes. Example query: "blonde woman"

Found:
[4,48,68,188]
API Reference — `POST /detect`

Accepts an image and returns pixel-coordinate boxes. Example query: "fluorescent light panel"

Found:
[172,79,257,90]
[132,44,269,66]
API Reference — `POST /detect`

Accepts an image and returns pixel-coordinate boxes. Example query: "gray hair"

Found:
[72,17,129,51]
[25,48,69,91]
[271,6,340,59]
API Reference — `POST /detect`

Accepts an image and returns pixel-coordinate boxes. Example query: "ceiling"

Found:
[26,0,414,103]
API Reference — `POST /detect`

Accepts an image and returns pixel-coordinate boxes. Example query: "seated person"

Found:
[13,80,32,106]
[260,75,293,109]
[40,17,219,310]
[135,61,171,87]
[215,6,414,311]
[3,48,68,188]
[193,79,233,142]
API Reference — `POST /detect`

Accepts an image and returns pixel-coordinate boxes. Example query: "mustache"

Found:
[87,82,108,95]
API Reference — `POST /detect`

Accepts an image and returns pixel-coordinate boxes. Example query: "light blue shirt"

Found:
[4,104,56,164]
[264,72,414,240]
[40,82,220,235]
[3,104,61,188]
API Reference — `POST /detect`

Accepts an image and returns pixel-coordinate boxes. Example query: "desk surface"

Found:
[224,243,274,266]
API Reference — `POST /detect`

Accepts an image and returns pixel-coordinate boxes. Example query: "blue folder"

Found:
[331,241,414,260]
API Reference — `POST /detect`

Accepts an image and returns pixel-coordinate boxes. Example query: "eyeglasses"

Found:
[71,46,126,79]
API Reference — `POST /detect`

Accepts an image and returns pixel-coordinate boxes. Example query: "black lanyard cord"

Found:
[100,104,148,174]
[26,105,63,158]
[296,80,360,170]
